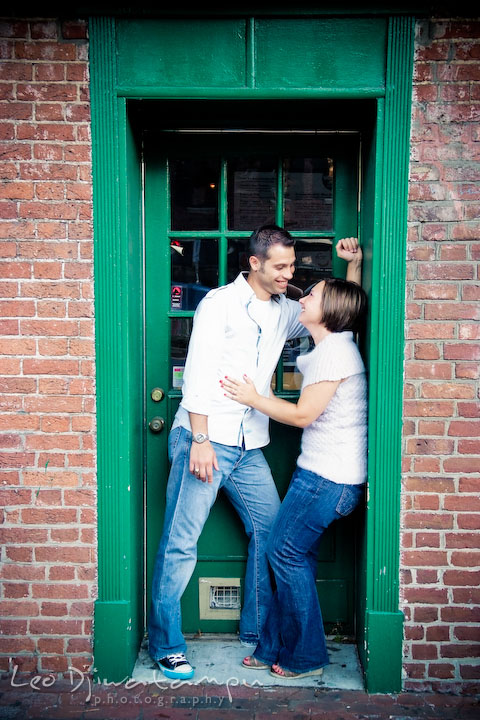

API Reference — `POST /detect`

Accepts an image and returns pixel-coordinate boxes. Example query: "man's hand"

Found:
[336,237,362,263]
[189,441,219,484]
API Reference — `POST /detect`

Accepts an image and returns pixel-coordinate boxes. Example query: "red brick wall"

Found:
[402,18,480,693]
[0,18,95,675]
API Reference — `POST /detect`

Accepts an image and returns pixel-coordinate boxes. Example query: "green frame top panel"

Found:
[255,18,387,89]
[116,17,387,94]
[116,19,247,88]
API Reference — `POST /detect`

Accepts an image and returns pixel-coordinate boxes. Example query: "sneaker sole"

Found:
[157,665,194,680]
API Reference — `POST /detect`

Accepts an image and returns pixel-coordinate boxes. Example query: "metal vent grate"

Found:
[199,577,241,620]
[210,585,241,610]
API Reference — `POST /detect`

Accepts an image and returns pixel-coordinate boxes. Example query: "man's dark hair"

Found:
[248,224,295,263]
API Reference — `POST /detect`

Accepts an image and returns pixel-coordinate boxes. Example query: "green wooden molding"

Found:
[90,16,145,681]
[90,16,122,603]
[363,14,414,693]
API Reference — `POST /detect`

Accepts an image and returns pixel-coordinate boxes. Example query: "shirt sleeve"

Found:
[180,291,227,416]
[302,336,365,388]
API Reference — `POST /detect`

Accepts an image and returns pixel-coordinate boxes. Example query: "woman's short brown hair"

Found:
[320,278,367,333]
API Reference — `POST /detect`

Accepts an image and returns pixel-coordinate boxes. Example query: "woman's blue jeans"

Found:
[148,426,281,660]
[253,467,364,674]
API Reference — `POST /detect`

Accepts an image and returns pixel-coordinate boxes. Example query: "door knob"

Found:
[149,417,165,433]
[150,387,165,402]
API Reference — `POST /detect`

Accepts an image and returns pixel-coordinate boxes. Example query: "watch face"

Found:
[194,433,207,443]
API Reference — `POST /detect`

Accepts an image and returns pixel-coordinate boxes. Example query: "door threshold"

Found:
[132,634,364,690]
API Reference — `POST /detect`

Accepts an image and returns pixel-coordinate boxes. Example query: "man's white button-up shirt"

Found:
[172,272,307,449]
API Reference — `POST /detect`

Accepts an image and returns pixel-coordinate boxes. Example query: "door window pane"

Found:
[228,157,277,230]
[282,336,314,391]
[170,317,193,390]
[171,237,218,311]
[284,157,333,231]
[292,239,333,292]
[227,237,250,283]
[171,158,219,230]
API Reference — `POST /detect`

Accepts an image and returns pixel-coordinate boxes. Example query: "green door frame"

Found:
[89,13,414,692]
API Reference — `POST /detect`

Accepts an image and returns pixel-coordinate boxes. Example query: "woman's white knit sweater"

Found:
[296,331,367,485]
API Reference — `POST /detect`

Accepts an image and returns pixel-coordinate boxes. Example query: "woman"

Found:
[221,274,368,679]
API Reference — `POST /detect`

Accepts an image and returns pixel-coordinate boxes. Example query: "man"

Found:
[148,224,362,679]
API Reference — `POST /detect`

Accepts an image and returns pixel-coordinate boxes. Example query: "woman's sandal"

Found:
[242,655,270,670]
[270,663,324,679]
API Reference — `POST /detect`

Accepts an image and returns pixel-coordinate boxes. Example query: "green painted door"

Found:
[144,126,360,637]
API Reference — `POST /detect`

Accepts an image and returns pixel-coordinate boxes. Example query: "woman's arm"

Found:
[336,237,362,285]
[221,375,340,428]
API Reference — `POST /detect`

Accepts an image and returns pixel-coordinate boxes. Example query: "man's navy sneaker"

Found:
[156,653,194,680]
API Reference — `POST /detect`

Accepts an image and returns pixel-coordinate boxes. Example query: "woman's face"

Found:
[299,281,324,327]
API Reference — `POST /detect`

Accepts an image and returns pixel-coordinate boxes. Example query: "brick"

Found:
[456,363,480,379]
[444,344,480,360]
[22,359,79,375]
[428,663,455,679]
[441,643,480,658]
[458,402,480,418]
[403,550,448,566]
[443,457,480,473]
[421,382,475,399]
[35,546,90,563]
[405,361,452,379]
[17,83,77,102]
[454,626,480,641]
[49,566,75,581]
[459,439,480,454]
[426,626,450,642]
[417,263,475,280]
[446,533,480,549]
[424,303,480,320]
[407,322,456,339]
[1,564,45,581]
[31,583,89,599]
[413,343,441,360]
[21,508,77,524]
[449,421,480,436]
[403,401,455,417]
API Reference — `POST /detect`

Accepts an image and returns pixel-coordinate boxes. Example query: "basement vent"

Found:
[210,585,241,610]
[199,577,241,620]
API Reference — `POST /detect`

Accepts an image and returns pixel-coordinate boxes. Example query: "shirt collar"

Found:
[233,272,283,305]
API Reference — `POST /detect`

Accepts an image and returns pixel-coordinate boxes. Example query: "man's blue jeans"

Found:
[253,467,364,674]
[148,426,281,660]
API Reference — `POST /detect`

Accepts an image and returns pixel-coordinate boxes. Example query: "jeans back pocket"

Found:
[335,483,364,517]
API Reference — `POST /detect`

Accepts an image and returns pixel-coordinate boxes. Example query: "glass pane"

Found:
[171,237,218,311]
[292,239,333,293]
[228,157,277,230]
[227,237,250,283]
[171,158,219,230]
[170,317,193,390]
[281,336,314,391]
[284,157,333,231]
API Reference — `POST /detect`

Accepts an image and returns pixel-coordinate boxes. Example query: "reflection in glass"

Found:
[291,239,333,292]
[284,157,333,231]
[170,317,193,390]
[281,336,314,391]
[228,157,276,230]
[171,237,218,311]
[227,237,250,283]
[171,158,219,230]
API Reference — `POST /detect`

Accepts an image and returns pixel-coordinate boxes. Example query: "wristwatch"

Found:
[192,432,209,444]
